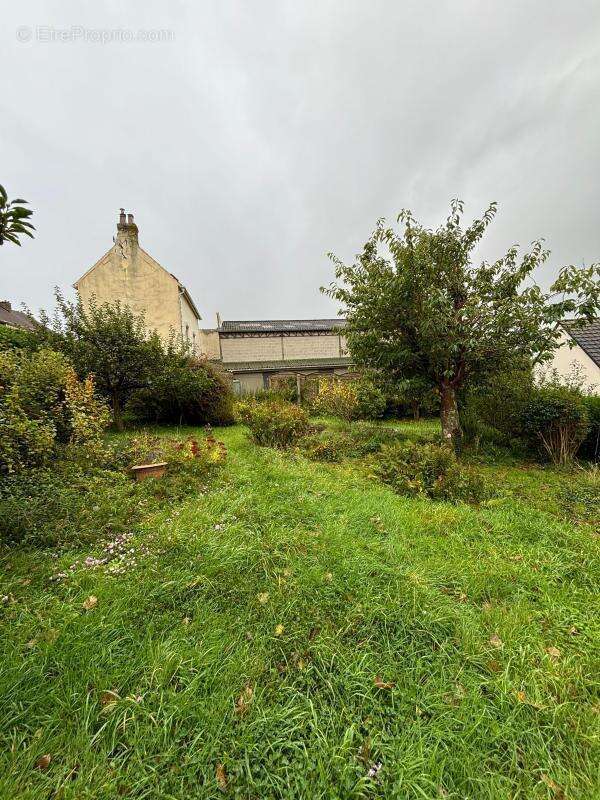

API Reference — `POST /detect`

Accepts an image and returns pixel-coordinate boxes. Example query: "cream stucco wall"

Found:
[199,329,221,359]
[76,245,181,342]
[180,293,201,354]
[543,330,599,393]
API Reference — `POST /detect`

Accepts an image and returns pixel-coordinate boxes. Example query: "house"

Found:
[200,318,352,393]
[74,210,201,351]
[75,211,352,392]
[0,300,36,331]
[545,320,600,392]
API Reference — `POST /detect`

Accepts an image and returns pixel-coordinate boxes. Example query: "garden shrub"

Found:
[578,395,600,461]
[245,400,309,448]
[127,358,234,427]
[522,385,589,465]
[311,378,358,420]
[0,324,38,352]
[354,378,386,420]
[0,348,110,474]
[374,441,489,503]
[461,366,534,448]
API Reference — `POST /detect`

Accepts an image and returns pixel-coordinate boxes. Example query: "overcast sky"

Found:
[1,1,599,325]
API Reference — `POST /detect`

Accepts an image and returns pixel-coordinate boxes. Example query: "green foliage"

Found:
[127,358,234,427]
[375,441,489,503]
[323,199,600,448]
[0,431,227,547]
[0,325,37,352]
[522,385,589,465]
[310,378,359,420]
[0,348,110,474]
[0,184,35,246]
[354,377,386,419]
[0,406,55,475]
[35,291,168,430]
[462,366,535,449]
[245,400,309,448]
[300,421,409,462]
[309,376,385,421]
[578,395,600,461]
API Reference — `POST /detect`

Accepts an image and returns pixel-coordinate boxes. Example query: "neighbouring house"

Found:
[74,210,352,392]
[0,300,36,331]
[74,210,201,352]
[544,320,600,392]
[200,318,352,393]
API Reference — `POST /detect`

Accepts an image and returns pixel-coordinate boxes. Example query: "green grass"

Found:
[1,422,599,799]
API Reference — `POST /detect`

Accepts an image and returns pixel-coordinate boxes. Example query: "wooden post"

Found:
[296,374,302,405]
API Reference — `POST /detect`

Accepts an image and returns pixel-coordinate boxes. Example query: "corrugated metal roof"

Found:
[220,319,346,333]
[565,320,600,367]
[222,356,353,373]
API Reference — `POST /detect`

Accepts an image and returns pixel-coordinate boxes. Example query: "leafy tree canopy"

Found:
[0,185,35,246]
[323,200,599,450]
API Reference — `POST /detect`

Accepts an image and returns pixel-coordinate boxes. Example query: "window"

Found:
[185,323,189,340]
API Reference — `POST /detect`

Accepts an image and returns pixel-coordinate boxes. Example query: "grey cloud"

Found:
[1,0,599,324]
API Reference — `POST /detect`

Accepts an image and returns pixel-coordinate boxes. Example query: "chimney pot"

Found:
[127,213,134,225]
[0,300,11,311]
[119,208,126,225]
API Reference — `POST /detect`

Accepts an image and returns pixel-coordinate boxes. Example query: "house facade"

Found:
[75,211,352,392]
[74,211,201,352]
[544,321,600,392]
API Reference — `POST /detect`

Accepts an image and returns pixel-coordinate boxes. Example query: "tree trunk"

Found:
[411,401,420,422]
[440,383,462,454]
[112,393,124,432]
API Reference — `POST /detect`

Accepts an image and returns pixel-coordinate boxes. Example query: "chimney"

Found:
[116,208,139,252]
[0,300,11,311]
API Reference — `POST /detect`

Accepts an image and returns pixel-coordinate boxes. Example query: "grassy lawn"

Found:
[1,421,599,799]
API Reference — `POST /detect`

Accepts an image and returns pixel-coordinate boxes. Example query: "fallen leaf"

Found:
[545,646,561,660]
[374,676,395,690]
[234,685,254,716]
[568,626,579,636]
[274,624,284,637]
[100,690,120,707]
[516,690,543,709]
[216,762,228,791]
[487,659,503,673]
[257,592,269,605]
[26,638,38,649]
[82,595,98,611]
[182,617,191,626]
[297,658,305,671]
[324,572,333,582]
[541,773,566,799]
[443,683,466,706]
[489,633,503,649]
[35,754,51,770]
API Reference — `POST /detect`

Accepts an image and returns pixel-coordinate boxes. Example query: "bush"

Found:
[354,378,386,420]
[244,400,309,448]
[0,325,38,352]
[578,395,600,461]
[127,358,235,427]
[299,422,408,462]
[461,367,535,447]
[0,348,110,474]
[311,378,358,420]
[374,442,489,503]
[522,385,589,465]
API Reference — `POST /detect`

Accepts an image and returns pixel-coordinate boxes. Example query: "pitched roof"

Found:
[220,319,346,333]
[222,356,353,373]
[564,320,600,367]
[0,303,37,331]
